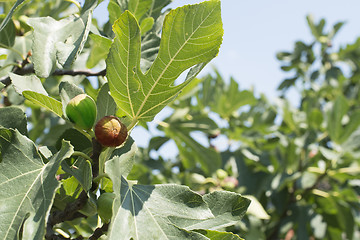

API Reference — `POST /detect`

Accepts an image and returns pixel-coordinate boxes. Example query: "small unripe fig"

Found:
[97,192,115,223]
[95,115,128,147]
[216,169,228,180]
[66,94,97,130]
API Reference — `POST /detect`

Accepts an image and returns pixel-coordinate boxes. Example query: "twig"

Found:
[53,69,106,77]
[0,65,106,88]
[88,223,109,240]
[91,138,103,179]
[1,51,33,87]
[46,191,88,240]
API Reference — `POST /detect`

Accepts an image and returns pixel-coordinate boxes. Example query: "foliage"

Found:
[137,16,360,240]
[1,1,360,240]
[0,0,251,239]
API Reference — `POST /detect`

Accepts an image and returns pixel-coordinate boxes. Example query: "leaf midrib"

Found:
[133,5,216,122]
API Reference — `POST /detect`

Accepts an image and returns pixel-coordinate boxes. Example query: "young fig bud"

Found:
[66,94,97,130]
[95,115,128,147]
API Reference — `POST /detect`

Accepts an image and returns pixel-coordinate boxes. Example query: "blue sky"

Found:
[91,0,360,152]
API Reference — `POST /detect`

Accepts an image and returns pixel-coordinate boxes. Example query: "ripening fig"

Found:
[65,94,97,130]
[95,115,128,147]
[97,192,115,223]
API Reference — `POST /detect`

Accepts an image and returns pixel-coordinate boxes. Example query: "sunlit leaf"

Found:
[23,91,63,117]
[106,0,223,124]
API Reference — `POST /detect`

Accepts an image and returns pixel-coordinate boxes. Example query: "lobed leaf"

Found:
[107,177,212,240]
[106,0,223,124]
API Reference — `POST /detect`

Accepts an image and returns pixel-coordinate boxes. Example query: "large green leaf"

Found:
[0,129,73,240]
[105,141,249,240]
[105,176,249,240]
[28,9,93,77]
[107,176,211,240]
[106,0,223,125]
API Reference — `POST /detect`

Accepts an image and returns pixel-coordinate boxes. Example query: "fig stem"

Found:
[93,173,110,183]
[73,125,92,141]
[127,119,138,130]
[72,151,93,163]
[86,129,95,138]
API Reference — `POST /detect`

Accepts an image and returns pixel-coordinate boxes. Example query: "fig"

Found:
[95,115,128,147]
[65,94,97,130]
[97,192,116,223]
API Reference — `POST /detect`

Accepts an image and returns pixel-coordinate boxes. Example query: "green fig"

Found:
[95,115,128,147]
[66,94,97,130]
[97,192,115,223]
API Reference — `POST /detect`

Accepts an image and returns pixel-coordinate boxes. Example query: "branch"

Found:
[91,138,103,179]
[88,223,109,240]
[53,69,106,77]
[46,191,88,240]
[0,64,106,88]
[0,52,33,87]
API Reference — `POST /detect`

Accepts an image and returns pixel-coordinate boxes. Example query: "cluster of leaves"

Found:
[128,16,360,239]
[0,0,252,240]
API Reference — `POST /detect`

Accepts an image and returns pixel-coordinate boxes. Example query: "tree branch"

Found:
[88,223,109,240]
[91,138,103,179]
[53,69,106,77]
[45,191,88,240]
[0,64,106,88]
[0,52,33,87]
